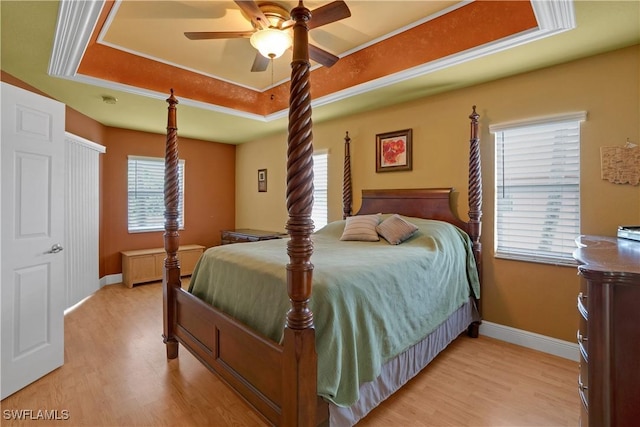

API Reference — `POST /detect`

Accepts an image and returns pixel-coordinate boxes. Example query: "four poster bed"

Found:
[162,3,482,426]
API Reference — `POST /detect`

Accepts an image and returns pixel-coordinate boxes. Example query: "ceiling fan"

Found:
[184,0,351,72]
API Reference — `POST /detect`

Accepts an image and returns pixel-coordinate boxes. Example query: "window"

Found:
[491,112,586,265]
[127,156,184,233]
[312,151,328,230]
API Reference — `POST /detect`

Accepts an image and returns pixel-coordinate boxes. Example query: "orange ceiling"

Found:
[77,1,537,116]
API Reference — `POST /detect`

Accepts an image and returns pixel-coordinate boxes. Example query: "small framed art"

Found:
[258,169,267,192]
[375,128,413,172]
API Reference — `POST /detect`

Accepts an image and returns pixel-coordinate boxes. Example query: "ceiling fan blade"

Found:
[309,44,339,68]
[234,0,270,29]
[281,19,295,30]
[308,1,351,30]
[251,52,270,72]
[184,31,253,40]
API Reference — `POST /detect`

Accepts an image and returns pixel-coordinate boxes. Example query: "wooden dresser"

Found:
[221,229,286,245]
[573,235,640,427]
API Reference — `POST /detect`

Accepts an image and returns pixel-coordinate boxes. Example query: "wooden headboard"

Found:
[356,188,468,232]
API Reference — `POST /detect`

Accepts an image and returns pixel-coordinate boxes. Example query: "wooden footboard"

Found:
[174,287,283,421]
[167,284,329,425]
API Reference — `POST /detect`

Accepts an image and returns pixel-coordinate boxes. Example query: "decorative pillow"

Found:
[376,214,419,245]
[340,215,381,241]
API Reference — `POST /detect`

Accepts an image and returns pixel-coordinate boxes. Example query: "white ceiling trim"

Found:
[48,0,576,124]
[48,0,104,77]
[531,0,576,30]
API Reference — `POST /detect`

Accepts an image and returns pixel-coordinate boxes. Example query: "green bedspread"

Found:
[188,216,480,407]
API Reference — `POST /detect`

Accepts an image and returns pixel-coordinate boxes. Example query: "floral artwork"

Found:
[376,129,412,172]
[381,137,407,166]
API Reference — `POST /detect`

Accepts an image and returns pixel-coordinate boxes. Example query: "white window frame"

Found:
[127,155,185,233]
[312,150,329,231]
[490,111,586,266]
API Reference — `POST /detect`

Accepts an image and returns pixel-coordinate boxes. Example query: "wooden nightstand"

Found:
[221,229,286,245]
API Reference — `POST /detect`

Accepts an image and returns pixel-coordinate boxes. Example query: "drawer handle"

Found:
[577,331,588,343]
[577,292,588,320]
[578,380,588,393]
[578,381,588,409]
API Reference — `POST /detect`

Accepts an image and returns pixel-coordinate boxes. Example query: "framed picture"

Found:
[376,129,413,172]
[258,169,267,192]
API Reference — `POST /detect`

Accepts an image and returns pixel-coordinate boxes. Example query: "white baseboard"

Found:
[100,274,122,287]
[479,321,579,362]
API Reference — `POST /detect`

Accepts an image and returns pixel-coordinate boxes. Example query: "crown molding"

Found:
[49,0,577,123]
[48,0,104,76]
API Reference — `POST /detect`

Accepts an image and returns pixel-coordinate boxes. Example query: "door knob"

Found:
[46,243,64,254]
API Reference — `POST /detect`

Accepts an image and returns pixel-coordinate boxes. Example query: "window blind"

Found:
[128,156,184,232]
[492,113,585,265]
[312,152,328,230]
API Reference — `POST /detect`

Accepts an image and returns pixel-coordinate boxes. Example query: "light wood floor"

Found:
[1,281,580,426]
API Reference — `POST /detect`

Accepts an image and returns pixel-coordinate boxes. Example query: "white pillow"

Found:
[376,214,419,245]
[340,215,381,241]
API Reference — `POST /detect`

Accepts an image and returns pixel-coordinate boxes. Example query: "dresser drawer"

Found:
[578,352,589,408]
[577,289,588,361]
[580,395,588,427]
[577,278,589,425]
[577,278,588,317]
[577,319,588,359]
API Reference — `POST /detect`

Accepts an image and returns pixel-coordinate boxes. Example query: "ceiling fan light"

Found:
[250,29,292,59]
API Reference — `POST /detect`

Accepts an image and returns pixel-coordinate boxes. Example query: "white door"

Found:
[1,82,66,399]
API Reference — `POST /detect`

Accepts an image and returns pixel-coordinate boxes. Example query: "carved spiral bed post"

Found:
[162,89,180,359]
[342,131,352,219]
[282,2,318,426]
[467,105,482,338]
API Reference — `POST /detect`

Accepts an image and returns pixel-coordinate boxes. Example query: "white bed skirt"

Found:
[328,299,480,426]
